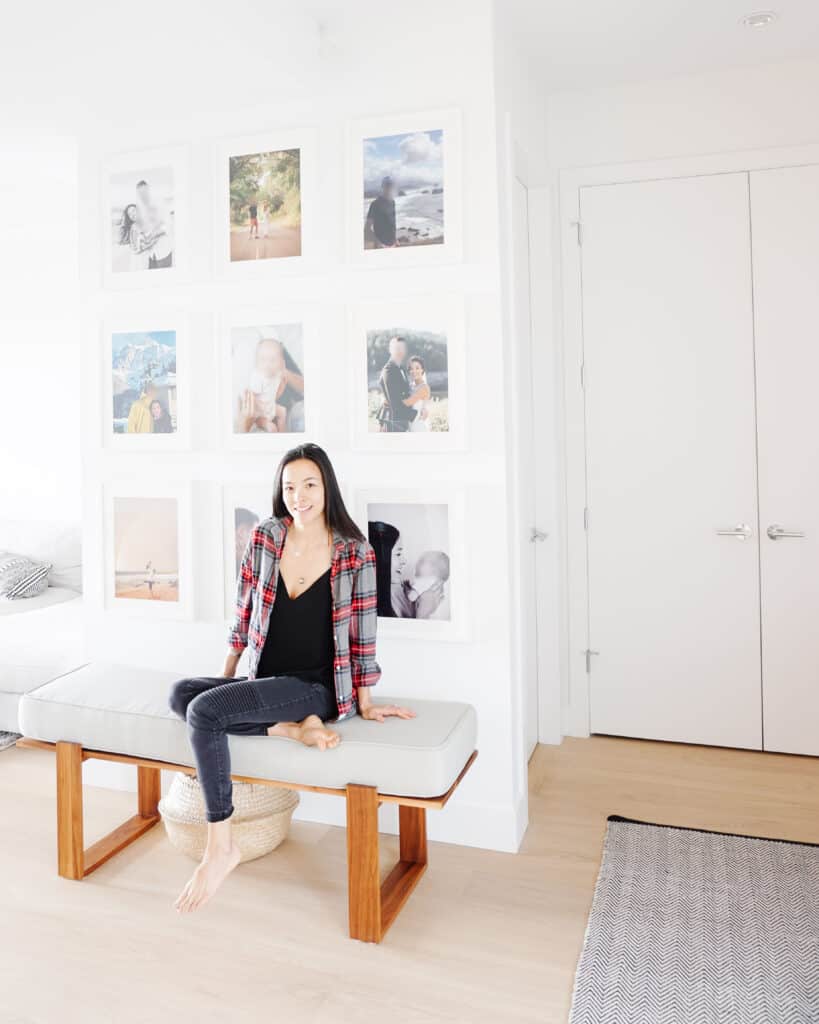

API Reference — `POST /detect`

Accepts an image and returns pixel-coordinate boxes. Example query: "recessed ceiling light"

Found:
[740,10,778,28]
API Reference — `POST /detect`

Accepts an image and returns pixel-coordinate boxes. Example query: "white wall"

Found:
[65,0,526,851]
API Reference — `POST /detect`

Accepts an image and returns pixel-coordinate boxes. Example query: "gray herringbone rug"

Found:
[569,816,819,1024]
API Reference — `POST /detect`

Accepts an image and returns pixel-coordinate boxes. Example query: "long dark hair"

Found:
[272,443,364,542]
[119,203,137,244]
[367,520,399,617]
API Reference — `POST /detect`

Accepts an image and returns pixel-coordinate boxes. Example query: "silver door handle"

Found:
[530,528,548,543]
[716,523,752,540]
[766,523,805,540]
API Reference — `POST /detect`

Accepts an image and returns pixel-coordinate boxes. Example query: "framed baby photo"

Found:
[101,145,189,290]
[348,295,466,451]
[221,483,274,619]
[102,480,194,620]
[101,314,191,451]
[347,108,462,267]
[213,128,317,279]
[353,487,468,642]
[218,306,320,449]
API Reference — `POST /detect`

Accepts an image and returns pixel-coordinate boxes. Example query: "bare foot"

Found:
[174,840,242,914]
[268,714,340,750]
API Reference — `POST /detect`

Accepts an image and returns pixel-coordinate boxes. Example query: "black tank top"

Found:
[256,567,335,695]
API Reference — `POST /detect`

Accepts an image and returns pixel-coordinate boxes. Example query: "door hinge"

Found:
[571,219,583,246]
[583,506,589,530]
[584,648,599,673]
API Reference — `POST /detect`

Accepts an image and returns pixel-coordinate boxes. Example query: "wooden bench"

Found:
[15,661,478,943]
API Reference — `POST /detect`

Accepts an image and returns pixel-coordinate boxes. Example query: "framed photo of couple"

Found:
[348,295,466,451]
[102,480,194,620]
[213,128,318,279]
[101,314,191,451]
[353,486,468,642]
[348,108,463,267]
[102,145,189,289]
[218,306,321,449]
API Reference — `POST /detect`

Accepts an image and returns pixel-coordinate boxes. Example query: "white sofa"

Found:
[0,518,85,733]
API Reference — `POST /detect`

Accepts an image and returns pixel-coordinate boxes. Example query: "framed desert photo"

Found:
[353,487,468,641]
[221,483,274,618]
[102,315,190,450]
[348,109,462,266]
[348,296,466,451]
[102,145,188,288]
[214,130,316,277]
[103,481,193,619]
[219,307,319,448]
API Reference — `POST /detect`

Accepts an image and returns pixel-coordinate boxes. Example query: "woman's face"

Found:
[282,458,325,527]
[408,360,423,383]
[126,203,139,225]
[390,536,407,582]
[150,400,162,419]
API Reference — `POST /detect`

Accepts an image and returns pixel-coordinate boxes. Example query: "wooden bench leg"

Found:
[55,742,162,880]
[346,784,428,943]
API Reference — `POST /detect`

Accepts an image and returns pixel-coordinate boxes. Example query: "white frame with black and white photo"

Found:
[101,145,190,289]
[102,479,194,620]
[101,313,191,451]
[213,129,318,280]
[353,486,468,642]
[347,108,462,268]
[348,295,466,451]
[218,305,321,450]
[220,482,274,620]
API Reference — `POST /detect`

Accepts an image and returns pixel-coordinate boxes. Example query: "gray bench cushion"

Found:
[17,662,478,799]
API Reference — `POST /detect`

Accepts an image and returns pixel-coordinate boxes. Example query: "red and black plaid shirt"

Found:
[227,515,381,722]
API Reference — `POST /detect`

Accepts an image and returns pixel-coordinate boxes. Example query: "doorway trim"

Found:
[558,142,819,738]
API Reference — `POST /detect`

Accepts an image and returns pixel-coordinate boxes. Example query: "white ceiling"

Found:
[500,0,819,93]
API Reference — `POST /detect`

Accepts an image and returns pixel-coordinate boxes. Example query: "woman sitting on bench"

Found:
[167,442,416,914]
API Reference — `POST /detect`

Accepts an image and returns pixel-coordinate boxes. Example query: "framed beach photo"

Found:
[221,483,274,619]
[101,315,190,450]
[102,480,194,620]
[218,306,320,449]
[214,129,316,278]
[353,487,468,641]
[102,145,189,289]
[348,295,466,451]
[348,109,462,267]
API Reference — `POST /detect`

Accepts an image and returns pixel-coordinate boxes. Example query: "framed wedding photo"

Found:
[221,483,274,618]
[101,315,191,451]
[348,295,466,451]
[353,487,468,641]
[348,109,462,267]
[219,307,320,449]
[101,145,189,289]
[102,480,194,620]
[214,129,316,278]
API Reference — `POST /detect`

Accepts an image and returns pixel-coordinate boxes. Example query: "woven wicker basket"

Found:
[158,772,299,863]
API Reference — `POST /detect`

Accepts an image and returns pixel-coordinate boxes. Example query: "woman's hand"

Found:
[237,389,258,433]
[360,703,416,722]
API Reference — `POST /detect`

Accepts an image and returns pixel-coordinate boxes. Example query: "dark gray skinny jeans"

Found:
[168,674,338,823]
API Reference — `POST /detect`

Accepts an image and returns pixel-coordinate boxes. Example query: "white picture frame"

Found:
[213,128,317,280]
[347,108,463,268]
[347,294,466,451]
[221,482,274,620]
[218,305,321,450]
[101,145,190,289]
[353,486,468,642]
[101,313,191,451]
[102,479,194,620]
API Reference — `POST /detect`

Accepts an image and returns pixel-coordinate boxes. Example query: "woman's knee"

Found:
[185,690,224,730]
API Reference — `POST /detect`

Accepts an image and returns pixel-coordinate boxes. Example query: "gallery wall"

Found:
[74,0,528,852]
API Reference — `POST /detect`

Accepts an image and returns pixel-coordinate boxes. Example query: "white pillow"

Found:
[0,551,53,600]
[0,520,82,593]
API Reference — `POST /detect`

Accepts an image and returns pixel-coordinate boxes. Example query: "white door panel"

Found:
[751,164,819,756]
[581,173,762,748]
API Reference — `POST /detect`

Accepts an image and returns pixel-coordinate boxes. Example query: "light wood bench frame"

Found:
[15,737,477,943]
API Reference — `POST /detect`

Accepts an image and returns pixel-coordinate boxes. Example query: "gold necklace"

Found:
[288,528,331,585]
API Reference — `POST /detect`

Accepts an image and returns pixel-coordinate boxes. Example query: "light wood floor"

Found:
[3,735,819,1024]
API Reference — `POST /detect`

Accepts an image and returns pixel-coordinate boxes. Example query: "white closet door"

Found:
[751,164,819,756]
[581,173,762,748]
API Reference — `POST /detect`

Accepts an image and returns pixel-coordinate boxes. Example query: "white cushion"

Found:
[0,520,81,592]
[18,662,478,799]
[0,586,79,616]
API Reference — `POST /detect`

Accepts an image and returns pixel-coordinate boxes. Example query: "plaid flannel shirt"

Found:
[227,515,381,722]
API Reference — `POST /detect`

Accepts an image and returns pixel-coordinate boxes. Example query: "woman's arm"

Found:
[226,529,258,667]
[280,369,305,397]
[401,384,431,406]
[349,543,382,703]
